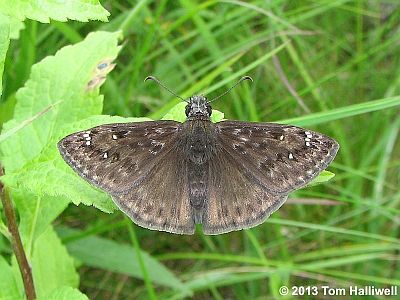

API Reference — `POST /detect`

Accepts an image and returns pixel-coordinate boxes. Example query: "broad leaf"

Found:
[0,12,10,97]
[0,256,22,300]
[37,287,88,300]
[31,227,79,298]
[0,0,109,23]
[0,31,121,245]
[0,31,121,173]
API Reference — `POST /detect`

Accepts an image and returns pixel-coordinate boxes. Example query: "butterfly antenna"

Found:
[208,76,253,103]
[144,76,187,102]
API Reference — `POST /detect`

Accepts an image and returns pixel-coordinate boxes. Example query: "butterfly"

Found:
[58,76,339,235]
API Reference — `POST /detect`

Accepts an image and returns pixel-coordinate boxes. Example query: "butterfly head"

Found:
[185,95,212,118]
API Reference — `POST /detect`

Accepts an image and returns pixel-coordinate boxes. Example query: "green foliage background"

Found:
[0,1,399,299]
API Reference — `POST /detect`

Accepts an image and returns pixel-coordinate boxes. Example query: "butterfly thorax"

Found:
[181,119,217,165]
[182,95,216,165]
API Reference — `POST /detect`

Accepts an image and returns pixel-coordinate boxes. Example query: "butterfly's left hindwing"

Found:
[203,145,288,234]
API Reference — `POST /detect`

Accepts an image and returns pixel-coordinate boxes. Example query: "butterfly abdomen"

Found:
[187,161,208,223]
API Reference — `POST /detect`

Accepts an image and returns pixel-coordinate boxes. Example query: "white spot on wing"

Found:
[103,152,108,158]
[112,134,117,140]
[233,128,241,135]
[279,135,284,141]
[85,141,91,146]
[288,153,294,159]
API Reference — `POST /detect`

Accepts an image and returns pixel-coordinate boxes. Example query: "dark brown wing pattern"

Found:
[58,120,195,234]
[203,145,288,234]
[58,121,180,194]
[201,120,338,234]
[216,121,339,194]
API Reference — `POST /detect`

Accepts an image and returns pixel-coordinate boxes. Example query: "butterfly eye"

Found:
[206,103,212,116]
[185,104,191,116]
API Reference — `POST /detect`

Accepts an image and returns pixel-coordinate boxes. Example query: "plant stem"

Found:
[0,167,36,300]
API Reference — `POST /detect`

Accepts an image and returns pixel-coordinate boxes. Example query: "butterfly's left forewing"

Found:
[215,121,339,194]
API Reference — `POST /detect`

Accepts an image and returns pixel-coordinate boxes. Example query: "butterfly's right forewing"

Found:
[58,121,181,195]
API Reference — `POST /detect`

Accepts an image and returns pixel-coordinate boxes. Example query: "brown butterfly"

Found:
[58,76,339,235]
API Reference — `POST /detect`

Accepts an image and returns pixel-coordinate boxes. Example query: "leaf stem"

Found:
[0,167,36,300]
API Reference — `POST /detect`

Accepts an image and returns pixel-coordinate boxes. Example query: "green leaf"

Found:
[0,13,10,97]
[310,170,335,185]
[32,226,79,298]
[162,102,189,122]
[0,255,22,300]
[37,287,88,300]
[11,190,69,250]
[0,31,122,252]
[0,95,16,129]
[0,0,109,23]
[161,101,224,123]
[58,226,191,295]
[0,31,122,174]
[8,15,24,39]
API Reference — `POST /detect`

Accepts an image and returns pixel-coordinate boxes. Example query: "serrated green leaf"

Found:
[32,226,79,298]
[58,226,191,295]
[0,256,22,300]
[161,101,224,123]
[0,31,122,254]
[0,31,121,174]
[0,0,109,23]
[37,287,88,300]
[0,13,10,98]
